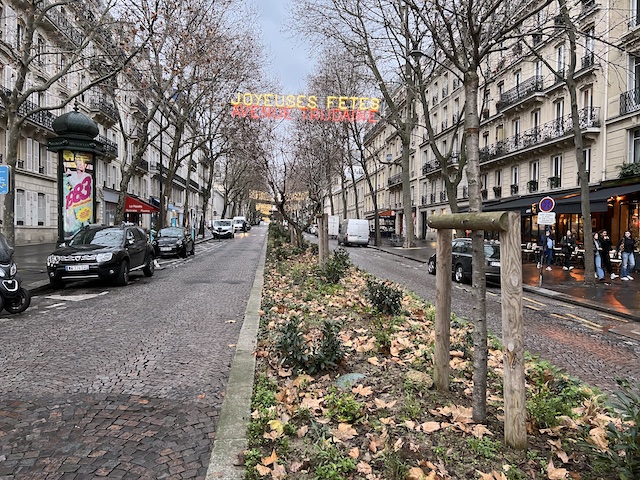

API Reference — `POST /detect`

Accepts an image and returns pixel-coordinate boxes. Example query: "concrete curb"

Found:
[205,234,268,479]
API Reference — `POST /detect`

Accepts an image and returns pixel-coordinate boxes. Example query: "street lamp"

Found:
[158,112,164,229]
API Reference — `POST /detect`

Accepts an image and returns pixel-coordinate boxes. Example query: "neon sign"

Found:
[230,92,380,123]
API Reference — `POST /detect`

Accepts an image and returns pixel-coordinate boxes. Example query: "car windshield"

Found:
[484,243,500,260]
[215,220,232,227]
[159,227,183,238]
[70,228,124,247]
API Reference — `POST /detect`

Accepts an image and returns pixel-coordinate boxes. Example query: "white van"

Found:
[232,216,247,232]
[337,219,370,247]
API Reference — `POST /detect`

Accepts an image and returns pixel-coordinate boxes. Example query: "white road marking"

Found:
[45,291,109,302]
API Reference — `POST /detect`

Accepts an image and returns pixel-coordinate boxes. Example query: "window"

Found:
[633,129,640,163]
[550,155,563,188]
[16,189,24,225]
[481,174,488,190]
[555,44,566,74]
[495,169,502,186]
[38,193,45,226]
[513,118,521,145]
[530,160,539,181]
[512,165,519,185]
[581,148,592,184]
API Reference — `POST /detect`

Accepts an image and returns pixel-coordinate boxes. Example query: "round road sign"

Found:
[539,196,555,212]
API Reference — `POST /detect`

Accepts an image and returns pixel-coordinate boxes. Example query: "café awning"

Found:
[124,195,159,214]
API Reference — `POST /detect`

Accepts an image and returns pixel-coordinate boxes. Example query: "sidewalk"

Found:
[371,239,640,322]
[13,229,216,294]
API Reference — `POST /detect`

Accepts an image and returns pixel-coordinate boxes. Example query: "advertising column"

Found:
[61,150,95,239]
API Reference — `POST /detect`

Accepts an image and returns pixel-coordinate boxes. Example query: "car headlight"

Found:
[0,269,5,278]
[10,263,17,276]
[47,255,60,267]
[96,253,113,263]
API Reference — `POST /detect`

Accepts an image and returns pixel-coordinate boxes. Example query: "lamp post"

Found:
[158,112,164,229]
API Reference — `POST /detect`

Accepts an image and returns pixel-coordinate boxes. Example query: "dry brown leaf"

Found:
[277,368,292,377]
[255,464,271,476]
[297,425,308,438]
[352,384,374,396]
[588,426,609,451]
[289,461,304,473]
[293,374,314,387]
[357,461,373,474]
[333,423,357,442]
[393,438,404,451]
[420,421,441,433]
[368,356,381,366]
[374,398,397,409]
[271,463,286,479]
[380,417,395,425]
[262,450,278,466]
[406,467,428,480]
[404,420,417,430]
[547,460,569,479]
[348,447,360,459]
[471,424,493,438]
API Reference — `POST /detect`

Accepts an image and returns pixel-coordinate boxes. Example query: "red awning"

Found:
[378,209,395,217]
[124,195,159,214]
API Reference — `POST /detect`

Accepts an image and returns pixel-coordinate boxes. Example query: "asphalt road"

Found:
[343,243,640,395]
[0,227,268,479]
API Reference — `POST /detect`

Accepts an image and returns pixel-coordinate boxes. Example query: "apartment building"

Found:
[332,0,640,246]
[0,1,218,246]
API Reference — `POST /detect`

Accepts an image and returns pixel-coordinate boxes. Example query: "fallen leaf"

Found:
[588,426,608,451]
[368,356,381,366]
[547,460,568,479]
[352,384,373,396]
[262,450,278,466]
[407,467,427,480]
[333,423,357,442]
[196,393,206,399]
[289,461,303,473]
[471,424,493,438]
[267,419,284,435]
[297,425,308,438]
[374,398,397,409]
[357,461,373,474]
[348,446,360,459]
[271,463,286,479]
[420,421,441,433]
[393,438,404,451]
[228,344,236,348]
[255,464,271,476]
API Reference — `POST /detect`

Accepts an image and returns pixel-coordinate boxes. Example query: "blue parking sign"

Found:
[0,165,9,194]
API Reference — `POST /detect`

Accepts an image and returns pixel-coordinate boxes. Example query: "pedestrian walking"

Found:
[593,232,605,281]
[617,230,636,281]
[560,230,576,271]
[599,230,618,279]
[539,229,554,270]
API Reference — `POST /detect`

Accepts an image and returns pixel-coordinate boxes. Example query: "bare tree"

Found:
[0,0,149,244]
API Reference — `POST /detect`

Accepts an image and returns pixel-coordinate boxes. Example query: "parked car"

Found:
[427,238,501,284]
[233,216,248,232]
[157,227,195,257]
[46,223,155,288]
[211,219,234,239]
[337,219,370,246]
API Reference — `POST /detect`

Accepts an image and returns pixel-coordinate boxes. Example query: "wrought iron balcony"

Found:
[527,180,539,193]
[462,186,468,199]
[510,184,519,195]
[97,135,118,158]
[481,189,488,200]
[548,176,561,189]
[0,87,55,131]
[479,108,600,163]
[421,195,428,206]
[136,160,149,172]
[90,96,118,122]
[620,87,640,115]
[422,162,440,175]
[439,191,447,202]
[495,75,544,111]
[581,52,595,70]
[493,186,502,198]
[430,193,436,203]
[388,173,402,187]
[44,7,83,46]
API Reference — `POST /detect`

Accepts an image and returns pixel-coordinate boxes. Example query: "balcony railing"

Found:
[430,193,436,203]
[45,7,83,46]
[97,135,118,157]
[0,87,56,131]
[495,75,544,111]
[620,87,640,115]
[493,186,502,198]
[421,195,428,205]
[480,107,600,163]
[527,180,539,193]
[388,173,402,187]
[548,176,561,189]
[439,191,447,202]
[462,186,468,199]
[510,184,519,195]
[422,162,440,174]
[90,96,118,122]
[481,189,488,200]
[581,52,595,70]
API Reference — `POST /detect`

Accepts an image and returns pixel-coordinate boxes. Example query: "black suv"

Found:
[427,238,501,284]
[46,224,155,288]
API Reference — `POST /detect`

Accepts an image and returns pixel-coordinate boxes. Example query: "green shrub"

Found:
[325,387,365,423]
[321,247,351,284]
[313,438,357,480]
[365,278,403,315]
[591,379,640,479]
[275,317,345,374]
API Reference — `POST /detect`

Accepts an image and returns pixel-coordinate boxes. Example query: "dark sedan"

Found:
[157,227,195,257]
[46,224,155,288]
[427,238,501,284]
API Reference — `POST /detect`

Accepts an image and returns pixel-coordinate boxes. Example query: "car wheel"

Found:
[116,261,130,286]
[49,278,64,290]
[4,288,31,314]
[427,258,436,275]
[454,264,465,283]
[143,254,155,277]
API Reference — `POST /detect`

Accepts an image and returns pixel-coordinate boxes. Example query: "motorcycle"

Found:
[0,233,31,314]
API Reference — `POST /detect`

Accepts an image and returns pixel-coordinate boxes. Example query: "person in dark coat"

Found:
[599,230,617,280]
[560,230,576,271]
[617,230,636,281]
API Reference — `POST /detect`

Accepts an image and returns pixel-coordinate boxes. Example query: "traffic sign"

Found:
[539,196,555,212]
[537,211,556,225]
[0,165,9,194]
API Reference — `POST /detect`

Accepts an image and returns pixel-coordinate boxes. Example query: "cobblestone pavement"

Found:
[0,229,267,479]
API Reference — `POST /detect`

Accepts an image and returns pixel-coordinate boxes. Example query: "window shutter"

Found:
[45,194,51,226]
[5,6,17,50]
[25,191,33,226]
[26,138,33,171]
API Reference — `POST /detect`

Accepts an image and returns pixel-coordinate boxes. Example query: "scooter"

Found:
[0,233,30,314]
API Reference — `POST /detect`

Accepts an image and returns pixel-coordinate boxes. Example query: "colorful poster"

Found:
[62,150,94,238]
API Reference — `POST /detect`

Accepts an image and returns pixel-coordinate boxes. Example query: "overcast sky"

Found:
[252,0,316,94]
